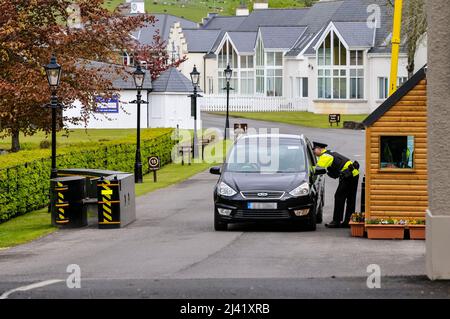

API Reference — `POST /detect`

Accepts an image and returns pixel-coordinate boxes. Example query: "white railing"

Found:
[199,95,309,112]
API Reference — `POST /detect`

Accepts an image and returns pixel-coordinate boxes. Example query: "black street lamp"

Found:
[44,55,62,179]
[133,64,146,183]
[190,65,200,159]
[224,64,233,140]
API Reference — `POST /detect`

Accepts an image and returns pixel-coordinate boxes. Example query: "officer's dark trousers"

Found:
[333,175,359,223]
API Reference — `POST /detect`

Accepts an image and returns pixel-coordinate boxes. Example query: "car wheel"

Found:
[316,199,324,224]
[305,208,317,231]
[214,210,228,231]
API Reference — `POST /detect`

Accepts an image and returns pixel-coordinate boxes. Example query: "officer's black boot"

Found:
[325,221,341,228]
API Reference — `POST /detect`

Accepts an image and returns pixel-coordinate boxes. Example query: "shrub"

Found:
[0,129,176,223]
[39,140,51,149]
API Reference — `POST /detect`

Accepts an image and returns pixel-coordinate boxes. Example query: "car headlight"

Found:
[289,182,310,197]
[217,182,237,197]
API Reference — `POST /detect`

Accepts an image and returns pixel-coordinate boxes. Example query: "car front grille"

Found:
[234,210,290,219]
[240,191,285,200]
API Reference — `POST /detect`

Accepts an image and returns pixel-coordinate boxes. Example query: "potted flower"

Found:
[365,218,406,240]
[408,219,426,240]
[349,212,365,237]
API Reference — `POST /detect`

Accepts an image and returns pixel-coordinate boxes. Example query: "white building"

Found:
[65,63,199,130]
[166,0,426,114]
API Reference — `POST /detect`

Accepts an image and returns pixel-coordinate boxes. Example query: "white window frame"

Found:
[316,29,366,100]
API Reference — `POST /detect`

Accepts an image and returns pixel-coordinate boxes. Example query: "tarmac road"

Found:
[0,113,446,299]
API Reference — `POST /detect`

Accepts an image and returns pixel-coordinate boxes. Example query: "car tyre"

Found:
[316,199,324,224]
[214,210,228,231]
[305,208,317,231]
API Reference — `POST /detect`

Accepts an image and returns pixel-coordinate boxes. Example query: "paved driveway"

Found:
[0,113,440,299]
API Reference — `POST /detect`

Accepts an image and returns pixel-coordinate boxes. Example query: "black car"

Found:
[210,134,326,231]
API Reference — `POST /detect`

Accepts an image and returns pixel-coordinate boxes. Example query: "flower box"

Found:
[409,225,426,240]
[366,225,405,240]
[349,221,365,237]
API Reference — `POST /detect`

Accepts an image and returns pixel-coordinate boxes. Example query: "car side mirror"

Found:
[210,166,221,175]
[315,167,326,176]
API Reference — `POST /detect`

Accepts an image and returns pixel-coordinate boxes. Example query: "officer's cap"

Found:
[313,142,328,149]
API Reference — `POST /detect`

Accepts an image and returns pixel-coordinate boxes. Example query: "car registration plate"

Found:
[247,202,278,210]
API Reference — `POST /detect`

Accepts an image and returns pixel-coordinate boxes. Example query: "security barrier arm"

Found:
[389,0,403,96]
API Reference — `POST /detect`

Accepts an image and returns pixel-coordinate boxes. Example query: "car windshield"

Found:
[225,137,306,173]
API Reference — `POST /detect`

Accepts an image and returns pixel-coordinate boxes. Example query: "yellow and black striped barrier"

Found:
[50,176,88,228]
[97,177,121,229]
[55,181,69,224]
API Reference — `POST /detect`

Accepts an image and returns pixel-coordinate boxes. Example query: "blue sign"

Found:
[95,96,119,113]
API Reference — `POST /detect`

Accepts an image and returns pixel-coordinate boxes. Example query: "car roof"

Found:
[238,133,305,140]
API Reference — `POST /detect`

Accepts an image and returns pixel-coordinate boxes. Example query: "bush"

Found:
[0,129,176,223]
[39,140,51,149]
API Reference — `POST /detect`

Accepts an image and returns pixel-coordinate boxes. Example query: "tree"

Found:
[0,0,155,152]
[133,31,187,81]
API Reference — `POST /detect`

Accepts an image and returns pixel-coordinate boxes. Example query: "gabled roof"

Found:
[81,60,152,90]
[182,29,222,52]
[287,0,400,57]
[201,16,247,31]
[151,67,196,93]
[132,14,197,44]
[227,31,258,54]
[333,21,374,48]
[363,65,427,127]
[259,26,307,50]
[237,8,309,31]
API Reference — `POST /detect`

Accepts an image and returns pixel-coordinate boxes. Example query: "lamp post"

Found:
[224,64,232,140]
[190,65,200,159]
[133,64,146,183]
[44,55,62,179]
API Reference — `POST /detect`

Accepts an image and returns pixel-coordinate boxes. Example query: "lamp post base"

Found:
[134,162,143,184]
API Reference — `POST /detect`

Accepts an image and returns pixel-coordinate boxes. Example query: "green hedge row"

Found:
[0,130,176,223]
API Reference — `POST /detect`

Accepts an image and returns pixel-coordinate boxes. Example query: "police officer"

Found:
[313,142,359,228]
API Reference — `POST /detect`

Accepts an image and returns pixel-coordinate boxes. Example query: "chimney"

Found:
[130,0,145,14]
[253,0,269,10]
[236,1,249,16]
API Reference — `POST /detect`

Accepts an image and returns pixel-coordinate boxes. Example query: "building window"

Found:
[378,77,389,99]
[122,52,134,66]
[317,30,364,100]
[295,77,308,98]
[350,50,364,66]
[333,69,347,99]
[378,77,409,99]
[208,77,214,94]
[266,69,282,96]
[350,69,364,99]
[217,38,239,94]
[240,55,254,69]
[256,69,264,94]
[240,70,255,95]
[398,77,408,87]
[318,69,331,99]
[380,136,414,169]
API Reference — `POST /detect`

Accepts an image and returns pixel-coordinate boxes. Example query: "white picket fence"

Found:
[199,95,309,112]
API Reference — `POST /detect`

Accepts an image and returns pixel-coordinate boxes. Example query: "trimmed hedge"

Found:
[0,129,176,223]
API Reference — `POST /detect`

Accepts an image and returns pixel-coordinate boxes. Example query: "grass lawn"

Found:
[103,0,309,22]
[0,140,230,249]
[211,112,368,129]
[0,128,167,151]
[0,208,55,249]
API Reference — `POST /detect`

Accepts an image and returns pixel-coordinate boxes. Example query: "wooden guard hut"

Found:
[362,65,428,223]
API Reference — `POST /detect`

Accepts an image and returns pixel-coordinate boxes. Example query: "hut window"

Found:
[380,136,415,169]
